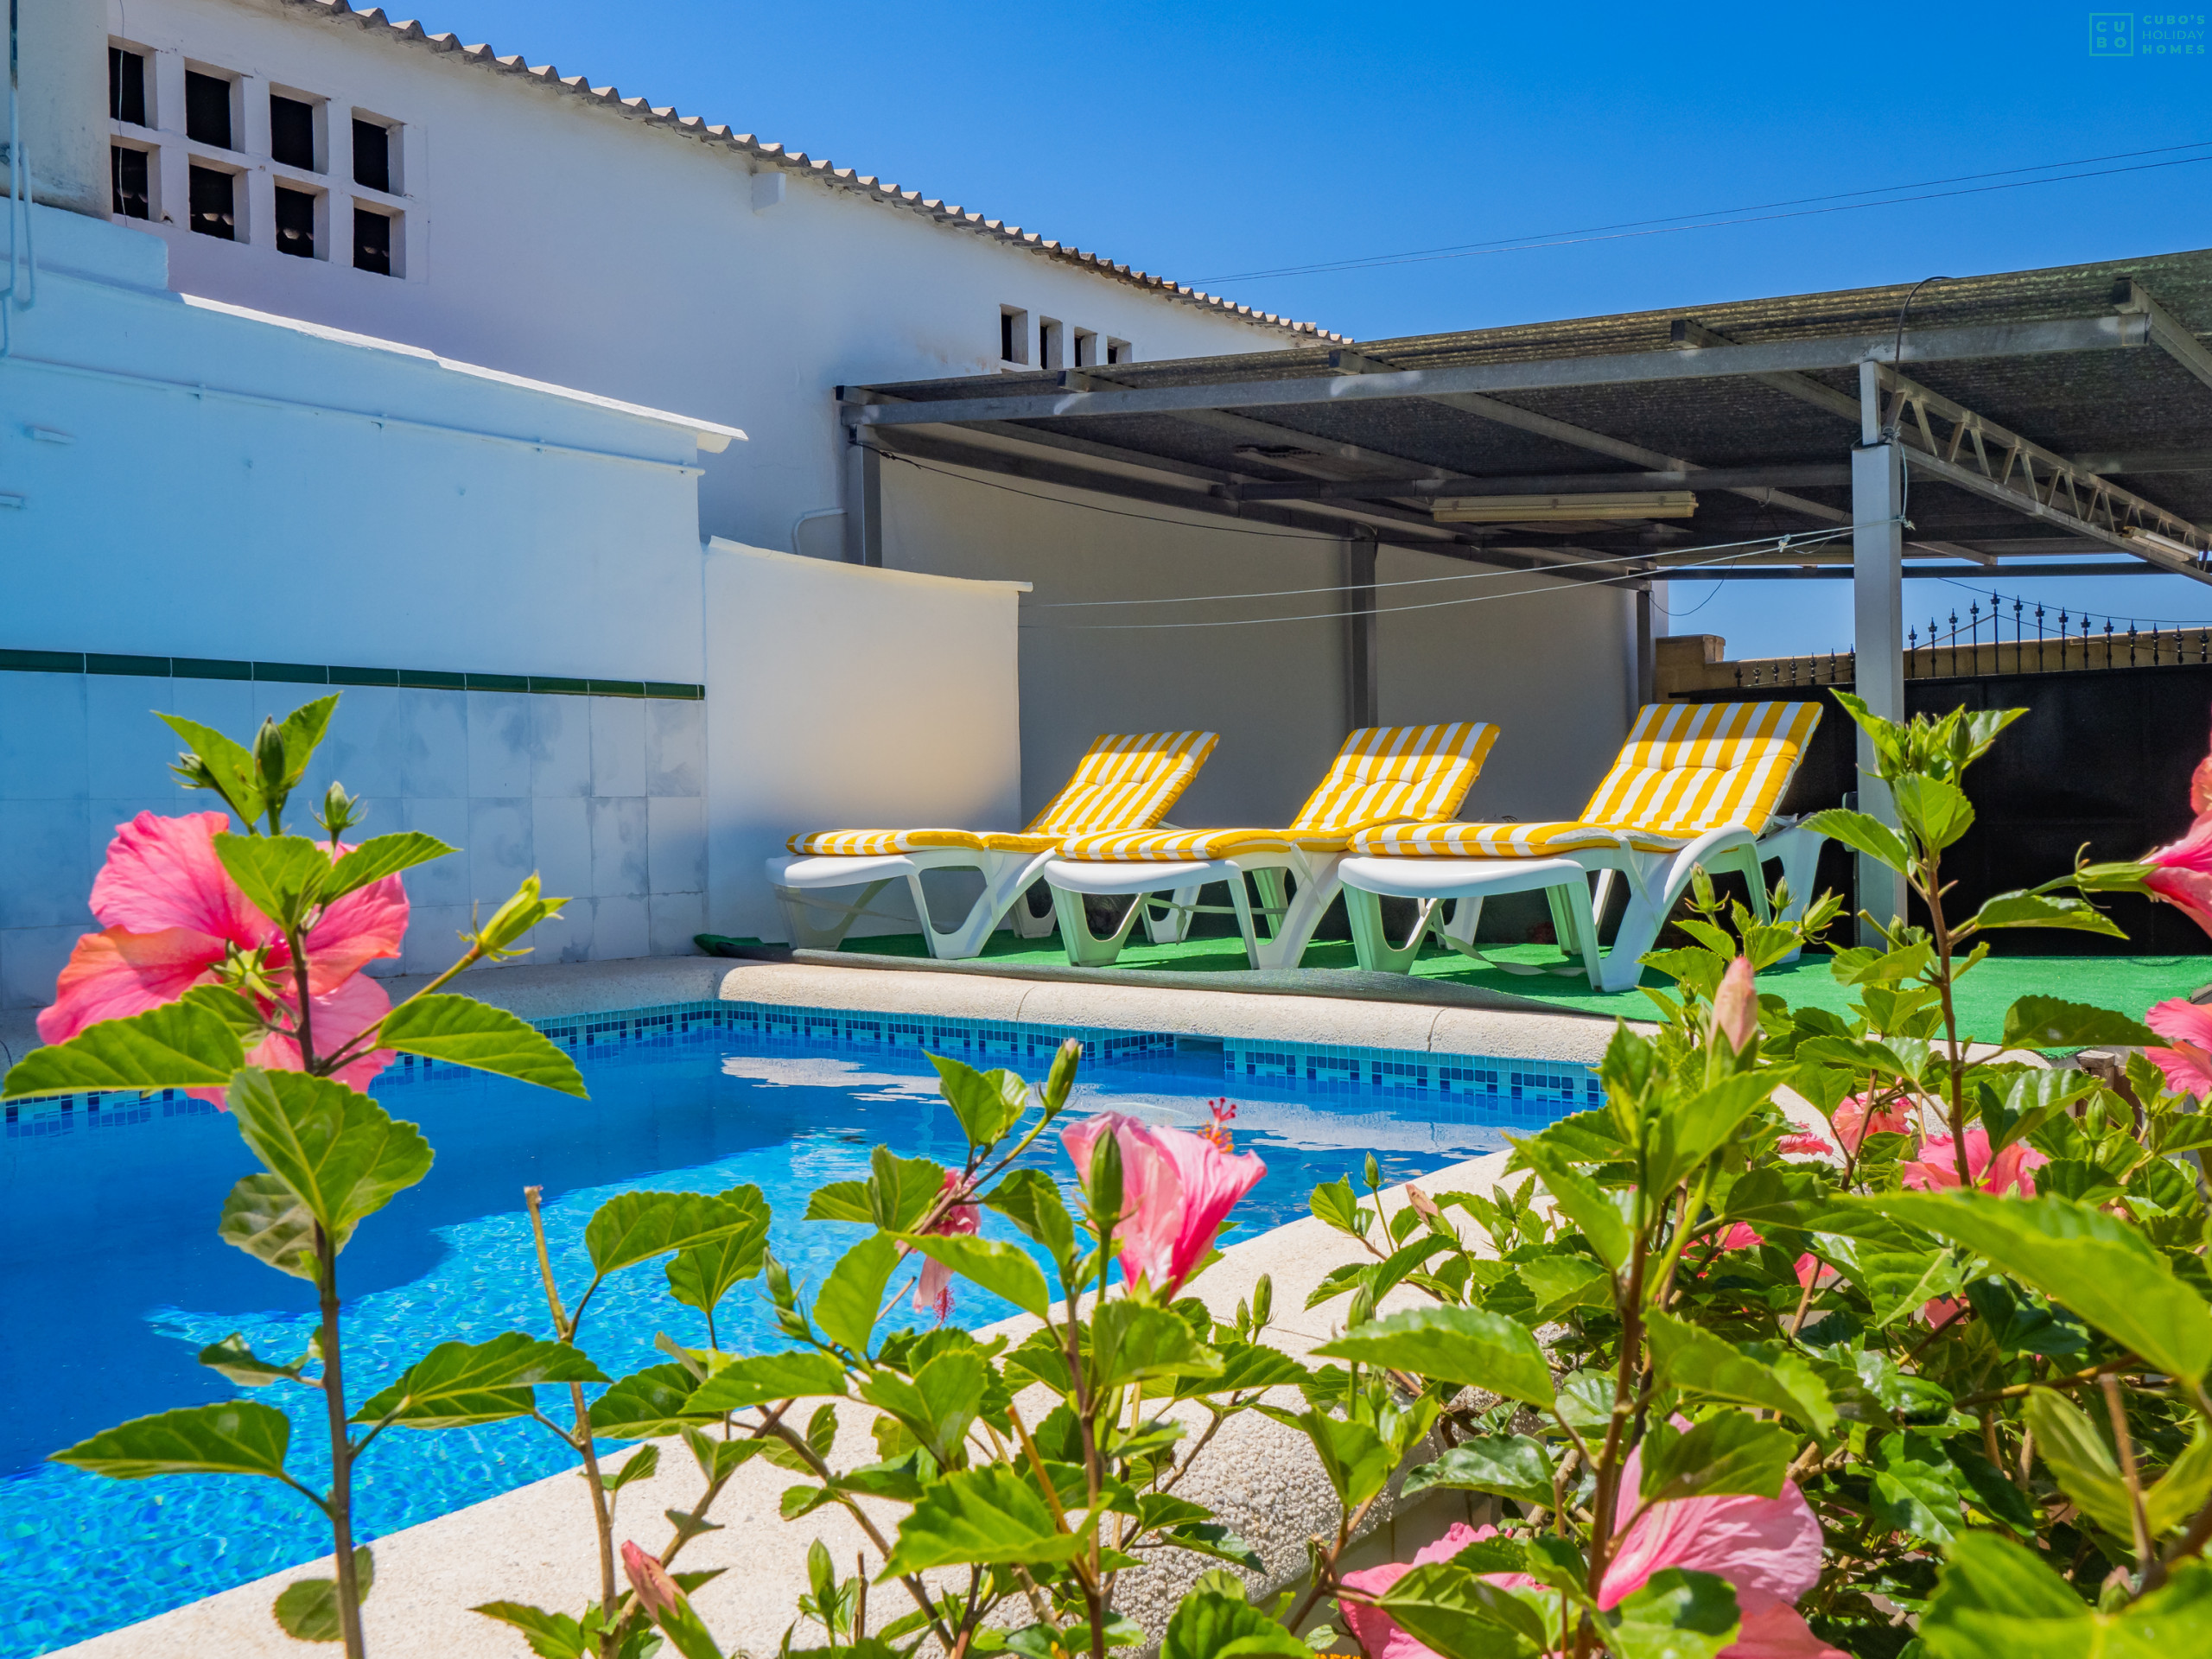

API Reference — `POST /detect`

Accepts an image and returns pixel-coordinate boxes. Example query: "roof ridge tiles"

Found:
[280,0,1340,340]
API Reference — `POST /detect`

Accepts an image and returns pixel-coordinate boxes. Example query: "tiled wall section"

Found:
[4,997,1599,1137]
[0,672,707,1011]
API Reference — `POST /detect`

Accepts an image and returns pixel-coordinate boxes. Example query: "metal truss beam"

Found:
[841,315,2146,429]
[1227,463,1849,501]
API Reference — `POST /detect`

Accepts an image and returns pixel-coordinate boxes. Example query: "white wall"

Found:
[100,0,1310,556]
[1373,543,1639,822]
[0,208,722,1006]
[702,542,1024,943]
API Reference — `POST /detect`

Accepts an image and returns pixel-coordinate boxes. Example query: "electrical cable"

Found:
[1022,537,1827,630]
[1192,147,2212,286]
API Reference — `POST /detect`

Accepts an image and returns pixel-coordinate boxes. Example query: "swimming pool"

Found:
[0,998,1586,1656]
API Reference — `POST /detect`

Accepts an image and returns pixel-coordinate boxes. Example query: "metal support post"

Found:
[1852,359,1907,941]
[1343,531,1378,732]
[1634,584,1656,709]
[842,432,883,566]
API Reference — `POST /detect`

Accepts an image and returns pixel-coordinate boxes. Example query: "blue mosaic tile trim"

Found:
[3,996,1596,1137]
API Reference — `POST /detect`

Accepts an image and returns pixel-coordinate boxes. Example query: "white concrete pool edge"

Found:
[55,1150,1518,1659]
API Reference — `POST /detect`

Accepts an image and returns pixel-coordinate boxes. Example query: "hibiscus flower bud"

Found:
[621,1541,683,1622]
[1712,957,1758,1053]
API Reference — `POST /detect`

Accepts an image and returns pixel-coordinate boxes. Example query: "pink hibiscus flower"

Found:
[2144,813,2212,942]
[1899,1125,2046,1197]
[2146,997,2212,1100]
[38,811,407,1100]
[1831,1096,1912,1153]
[1341,1441,1842,1659]
[1716,1223,1827,1290]
[1061,1110,1264,1298]
[911,1171,982,1319]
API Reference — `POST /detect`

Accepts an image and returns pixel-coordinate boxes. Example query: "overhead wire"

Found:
[1192,144,2212,285]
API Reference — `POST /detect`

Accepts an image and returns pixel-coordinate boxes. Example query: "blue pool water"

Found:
[0,1001,1577,1656]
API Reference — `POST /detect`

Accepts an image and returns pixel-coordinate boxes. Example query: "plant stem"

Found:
[521,1187,617,1650]
[2101,1374,2158,1590]
[1916,849,1975,1192]
[315,1224,367,1659]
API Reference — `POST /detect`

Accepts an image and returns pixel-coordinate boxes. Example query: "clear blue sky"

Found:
[427,0,2212,656]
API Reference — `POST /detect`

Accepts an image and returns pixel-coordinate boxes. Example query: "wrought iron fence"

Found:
[1729,590,2212,687]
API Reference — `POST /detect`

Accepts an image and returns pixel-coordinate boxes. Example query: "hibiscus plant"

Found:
[0,696,586,1657]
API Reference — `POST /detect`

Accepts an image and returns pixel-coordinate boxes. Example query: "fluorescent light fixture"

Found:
[2121,525,2203,561]
[1431,491,1698,523]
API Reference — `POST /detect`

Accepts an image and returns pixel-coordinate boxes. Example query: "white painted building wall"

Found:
[99,0,1317,557]
[0,207,737,1007]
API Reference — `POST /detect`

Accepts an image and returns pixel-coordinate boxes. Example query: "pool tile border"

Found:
[3,998,1597,1140]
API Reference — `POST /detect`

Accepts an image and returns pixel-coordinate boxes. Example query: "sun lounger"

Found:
[1337,701,1826,992]
[766,730,1217,960]
[1040,722,1499,969]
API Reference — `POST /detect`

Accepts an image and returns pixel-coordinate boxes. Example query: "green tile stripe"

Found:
[0,649,702,699]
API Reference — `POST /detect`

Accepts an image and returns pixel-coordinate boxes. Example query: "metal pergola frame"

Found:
[833,253,2212,934]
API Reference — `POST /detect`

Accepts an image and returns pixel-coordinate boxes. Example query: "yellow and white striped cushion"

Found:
[1059,723,1497,863]
[1350,702,1821,859]
[787,731,1217,857]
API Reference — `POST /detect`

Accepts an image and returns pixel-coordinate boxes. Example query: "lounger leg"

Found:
[1248,863,1343,970]
[1437,895,1484,955]
[1009,881,1058,940]
[1764,826,1824,963]
[1597,885,1663,993]
[1345,886,1431,975]
[1141,884,1202,944]
[1249,868,1290,941]
[1558,880,1605,988]
[1226,874,1264,969]
[774,879,890,952]
[1049,884,1148,968]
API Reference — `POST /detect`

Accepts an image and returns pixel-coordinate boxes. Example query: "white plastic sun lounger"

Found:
[766,730,1217,960]
[1039,722,1498,970]
[1337,701,1827,994]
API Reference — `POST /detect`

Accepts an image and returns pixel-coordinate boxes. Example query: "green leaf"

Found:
[1969,893,2127,938]
[2151,1424,2212,1537]
[1519,1254,1614,1319]
[813,1231,903,1354]
[52,1401,293,1480]
[218,1171,320,1280]
[803,1180,874,1224]
[1892,774,1974,850]
[353,1333,607,1429]
[1285,1408,1392,1507]
[929,1053,1033,1147]
[1402,1436,1556,1510]
[212,833,334,926]
[685,1351,849,1414]
[1637,1415,1793,1504]
[1161,1589,1316,1659]
[1378,1563,1548,1659]
[585,1190,766,1278]
[1512,1138,1631,1270]
[1646,1314,1835,1432]
[1862,1192,2212,1381]
[1601,1569,1739,1659]
[900,1232,1052,1319]
[663,1185,772,1314]
[588,1364,722,1439]
[1313,1306,1554,1408]
[602,1442,660,1496]
[980,1168,1077,1267]
[2020,1388,2131,1537]
[226,1068,434,1245]
[1311,1177,1363,1235]
[1648,1072,1783,1192]
[321,831,456,903]
[1179,1340,1307,1401]
[869,1147,953,1233]
[378,995,587,1096]
[273,695,340,789]
[2,998,245,1101]
[1871,1431,1968,1545]
[1092,1300,1224,1389]
[1802,807,1909,872]
[161,711,268,822]
[1163,1523,1266,1572]
[271,1548,374,1643]
[860,1349,987,1465]
[1920,1532,2212,1657]
[472,1602,594,1659]
[1999,996,2158,1052]
[198,1332,308,1387]
[882,1465,1090,1574]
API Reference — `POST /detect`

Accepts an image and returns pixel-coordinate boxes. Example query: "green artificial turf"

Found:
[839,930,2209,1043]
